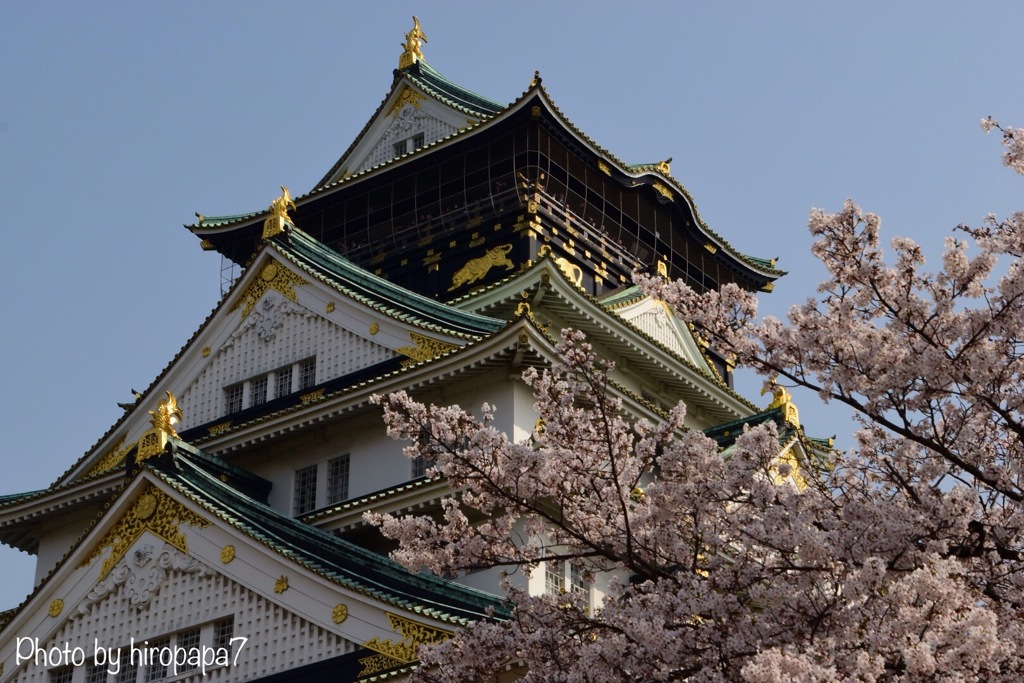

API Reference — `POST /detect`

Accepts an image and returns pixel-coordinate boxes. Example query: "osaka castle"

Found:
[0,18,826,683]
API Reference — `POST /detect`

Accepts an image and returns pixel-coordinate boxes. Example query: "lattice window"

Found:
[570,562,586,593]
[294,465,318,515]
[412,454,428,479]
[176,627,201,675]
[224,383,244,414]
[327,455,350,504]
[49,667,74,683]
[299,357,317,390]
[114,661,138,683]
[393,133,426,157]
[143,636,170,682]
[213,617,234,651]
[86,661,108,683]
[545,559,564,596]
[87,662,108,683]
[251,375,268,406]
[275,368,293,398]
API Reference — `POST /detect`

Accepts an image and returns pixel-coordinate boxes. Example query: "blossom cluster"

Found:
[367,123,1024,681]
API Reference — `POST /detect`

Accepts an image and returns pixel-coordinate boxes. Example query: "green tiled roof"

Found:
[154,442,508,624]
[402,60,505,117]
[598,284,646,308]
[276,228,506,338]
[194,211,262,229]
[704,407,792,448]
[0,490,44,506]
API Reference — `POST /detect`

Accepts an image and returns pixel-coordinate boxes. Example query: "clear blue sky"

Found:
[0,2,1020,611]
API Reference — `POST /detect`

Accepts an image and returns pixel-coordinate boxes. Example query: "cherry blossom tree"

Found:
[368,121,1024,682]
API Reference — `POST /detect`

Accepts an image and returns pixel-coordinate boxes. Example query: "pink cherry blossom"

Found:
[368,123,1024,681]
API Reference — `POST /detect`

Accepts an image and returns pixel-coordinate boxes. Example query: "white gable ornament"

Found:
[78,540,211,613]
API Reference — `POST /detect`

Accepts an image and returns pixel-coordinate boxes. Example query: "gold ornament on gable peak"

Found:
[398,16,428,69]
[262,186,297,240]
[81,484,209,579]
[234,261,309,321]
[388,87,426,118]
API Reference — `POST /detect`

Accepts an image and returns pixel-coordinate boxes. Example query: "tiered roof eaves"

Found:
[276,229,504,338]
[190,315,548,452]
[190,68,782,283]
[154,455,506,624]
[455,256,761,416]
[523,84,781,278]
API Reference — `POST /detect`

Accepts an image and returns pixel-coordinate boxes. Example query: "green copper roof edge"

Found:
[275,229,504,336]
[156,456,507,623]
[303,476,442,524]
[704,407,784,443]
[403,61,506,116]
[0,489,46,506]
[0,469,120,517]
[598,284,647,309]
[453,257,758,413]
[156,465,482,621]
[188,210,263,231]
[0,478,129,633]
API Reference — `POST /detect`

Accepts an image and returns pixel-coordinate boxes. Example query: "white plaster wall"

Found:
[10,546,355,683]
[34,509,100,587]
[179,294,392,429]
[357,106,458,173]
[241,369,519,517]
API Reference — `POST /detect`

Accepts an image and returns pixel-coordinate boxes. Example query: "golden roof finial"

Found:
[762,379,799,428]
[262,186,297,240]
[148,391,183,438]
[399,16,428,69]
[136,391,183,463]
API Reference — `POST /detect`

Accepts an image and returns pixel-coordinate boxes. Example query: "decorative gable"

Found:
[355,92,460,174]
[610,297,713,373]
[1,470,488,683]
[5,543,356,683]
[178,289,394,428]
[328,82,482,183]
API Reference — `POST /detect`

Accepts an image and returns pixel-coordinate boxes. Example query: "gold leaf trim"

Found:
[358,653,404,677]
[332,603,349,624]
[233,262,309,320]
[300,388,326,406]
[363,612,454,663]
[396,332,458,368]
[81,485,210,579]
[208,421,233,437]
[85,434,132,476]
[388,86,426,118]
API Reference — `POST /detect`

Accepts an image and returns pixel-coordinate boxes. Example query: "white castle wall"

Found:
[11,547,354,683]
[180,293,393,429]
